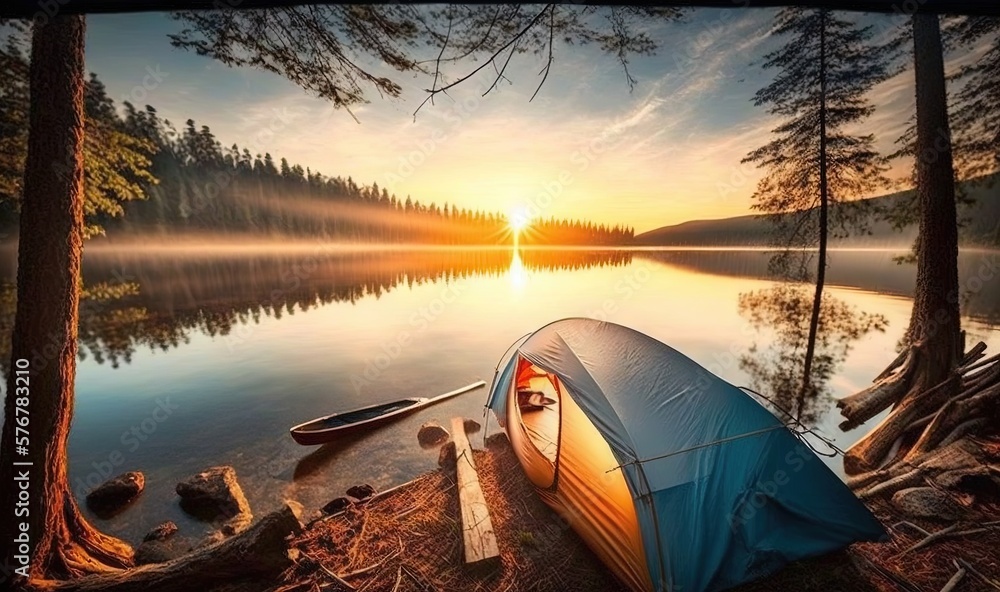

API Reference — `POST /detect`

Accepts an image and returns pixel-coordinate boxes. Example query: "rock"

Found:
[176,466,252,523]
[134,539,186,565]
[143,521,178,543]
[321,497,353,515]
[485,432,510,449]
[438,441,457,467]
[417,422,449,447]
[934,466,999,491]
[85,471,144,515]
[284,499,305,523]
[463,418,482,433]
[892,486,964,520]
[346,484,376,500]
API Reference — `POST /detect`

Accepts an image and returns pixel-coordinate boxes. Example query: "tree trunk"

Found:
[0,15,132,587]
[800,8,829,419]
[906,12,962,390]
[29,505,303,592]
[840,13,965,474]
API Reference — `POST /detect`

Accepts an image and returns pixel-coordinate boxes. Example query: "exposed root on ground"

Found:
[840,341,1000,478]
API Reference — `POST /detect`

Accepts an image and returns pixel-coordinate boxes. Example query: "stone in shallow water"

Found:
[417,422,449,447]
[85,471,144,515]
[438,441,457,468]
[176,465,252,523]
[321,497,353,515]
[463,418,482,433]
[143,521,178,542]
[347,484,377,500]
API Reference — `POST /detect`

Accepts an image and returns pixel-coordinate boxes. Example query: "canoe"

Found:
[289,380,486,445]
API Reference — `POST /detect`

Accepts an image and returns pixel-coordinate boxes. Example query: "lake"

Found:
[1,243,998,545]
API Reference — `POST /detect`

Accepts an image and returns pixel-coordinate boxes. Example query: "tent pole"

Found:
[636,463,670,591]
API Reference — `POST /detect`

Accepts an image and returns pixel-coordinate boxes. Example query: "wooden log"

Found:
[959,341,988,368]
[843,373,960,474]
[35,504,303,592]
[961,352,1000,375]
[965,361,1000,390]
[939,417,990,448]
[855,439,984,498]
[838,348,918,430]
[450,417,500,567]
[858,467,924,500]
[905,382,999,462]
[904,399,960,462]
[874,348,910,382]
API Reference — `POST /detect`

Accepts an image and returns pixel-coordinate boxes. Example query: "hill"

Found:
[636,176,1000,247]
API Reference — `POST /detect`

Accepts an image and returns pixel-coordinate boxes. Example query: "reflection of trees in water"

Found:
[0,249,631,372]
[0,280,156,375]
[738,283,888,424]
[634,249,1000,325]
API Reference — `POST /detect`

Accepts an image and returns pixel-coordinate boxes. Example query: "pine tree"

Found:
[742,8,892,414]
[0,27,156,238]
[948,16,1000,182]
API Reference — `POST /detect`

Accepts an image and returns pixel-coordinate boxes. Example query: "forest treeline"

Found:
[0,34,633,246]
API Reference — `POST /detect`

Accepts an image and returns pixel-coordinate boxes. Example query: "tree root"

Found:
[29,488,135,582]
[837,348,918,430]
[851,438,984,499]
[29,504,302,592]
[844,374,959,474]
[842,342,999,476]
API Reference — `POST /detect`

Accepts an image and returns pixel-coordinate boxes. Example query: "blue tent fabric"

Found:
[486,318,887,592]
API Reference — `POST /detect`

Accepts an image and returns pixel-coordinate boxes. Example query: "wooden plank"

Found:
[451,416,500,567]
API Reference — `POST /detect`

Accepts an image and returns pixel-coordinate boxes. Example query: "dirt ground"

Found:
[273,433,1000,592]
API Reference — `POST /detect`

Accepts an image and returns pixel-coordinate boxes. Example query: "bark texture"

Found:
[0,15,132,588]
[28,505,302,592]
[839,14,971,475]
[906,12,962,387]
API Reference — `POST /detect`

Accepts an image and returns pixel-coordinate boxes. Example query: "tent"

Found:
[485,318,886,592]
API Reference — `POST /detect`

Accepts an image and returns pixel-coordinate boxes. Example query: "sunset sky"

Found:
[80,7,975,234]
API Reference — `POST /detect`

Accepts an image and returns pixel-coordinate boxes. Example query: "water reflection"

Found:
[635,249,1000,324]
[509,249,529,291]
[0,247,633,376]
[737,283,888,424]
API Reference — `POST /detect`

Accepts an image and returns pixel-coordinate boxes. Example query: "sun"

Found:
[509,206,532,233]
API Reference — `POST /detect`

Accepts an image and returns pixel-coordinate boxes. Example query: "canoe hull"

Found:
[290,398,424,445]
[289,381,488,446]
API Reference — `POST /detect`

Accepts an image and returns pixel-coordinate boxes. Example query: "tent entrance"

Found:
[506,354,656,592]
[508,357,563,489]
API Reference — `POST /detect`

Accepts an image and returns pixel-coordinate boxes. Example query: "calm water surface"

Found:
[2,245,998,544]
